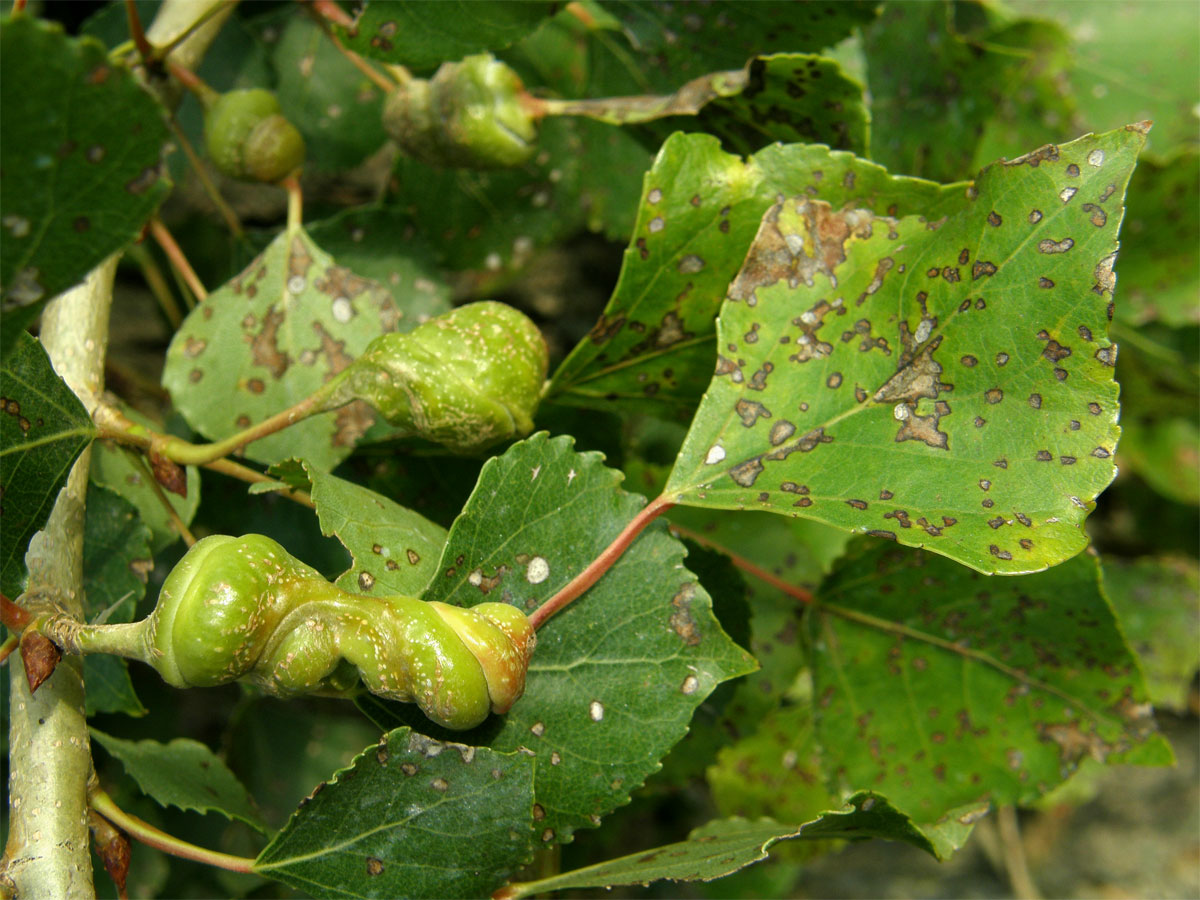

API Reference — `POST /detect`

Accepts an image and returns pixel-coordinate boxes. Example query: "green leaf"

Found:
[646,54,869,158]
[341,0,553,70]
[809,541,1173,829]
[305,206,452,327]
[255,727,535,900]
[1116,415,1200,506]
[0,332,96,597]
[500,817,804,898]
[289,457,448,597]
[90,728,267,831]
[89,405,200,554]
[666,125,1146,574]
[162,223,403,469]
[546,132,960,414]
[0,16,170,357]
[1103,556,1200,711]
[81,483,152,717]
[272,18,389,171]
[386,116,586,276]
[1114,149,1200,328]
[501,795,942,898]
[864,1,1074,182]
[667,506,849,725]
[415,433,756,840]
[1026,0,1200,155]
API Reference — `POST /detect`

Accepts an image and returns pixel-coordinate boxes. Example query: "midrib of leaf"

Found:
[257,795,457,870]
[814,597,1119,727]
[0,426,94,457]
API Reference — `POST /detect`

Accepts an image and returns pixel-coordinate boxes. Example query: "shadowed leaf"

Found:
[81,483,151,717]
[341,0,553,71]
[808,541,1173,829]
[90,728,267,831]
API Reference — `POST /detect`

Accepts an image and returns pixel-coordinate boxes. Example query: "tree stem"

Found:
[3,254,119,898]
[528,494,675,630]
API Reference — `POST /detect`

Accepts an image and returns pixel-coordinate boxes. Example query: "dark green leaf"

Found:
[272,18,389,171]
[0,16,170,356]
[294,458,448,597]
[608,0,879,77]
[809,541,1173,829]
[419,433,756,839]
[500,817,805,897]
[666,126,1145,573]
[646,54,870,158]
[864,1,1074,182]
[341,1,553,71]
[90,728,267,831]
[161,223,403,469]
[89,405,200,554]
[81,483,152,717]
[546,132,960,414]
[707,705,836,840]
[255,727,535,899]
[1103,556,1200,711]
[0,332,96,597]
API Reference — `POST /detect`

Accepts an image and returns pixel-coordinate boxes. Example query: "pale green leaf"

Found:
[162,224,403,469]
[546,132,961,413]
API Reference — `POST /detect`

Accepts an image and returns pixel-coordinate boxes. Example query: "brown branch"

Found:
[669,522,815,606]
[150,218,208,302]
[125,0,155,67]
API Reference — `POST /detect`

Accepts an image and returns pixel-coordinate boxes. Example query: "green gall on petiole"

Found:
[316,300,549,453]
[383,54,539,168]
[203,88,306,183]
[45,534,536,731]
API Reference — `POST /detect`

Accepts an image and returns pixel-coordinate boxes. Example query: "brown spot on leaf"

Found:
[971,260,997,279]
[769,420,796,445]
[729,456,765,487]
[246,306,290,378]
[735,398,772,427]
[669,583,701,646]
[366,858,384,876]
[1038,237,1074,254]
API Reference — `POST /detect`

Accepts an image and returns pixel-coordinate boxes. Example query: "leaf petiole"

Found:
[528,493,676,630]
[88,786,258,875]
